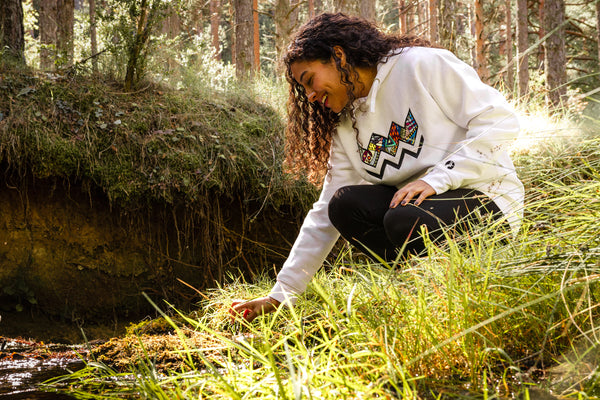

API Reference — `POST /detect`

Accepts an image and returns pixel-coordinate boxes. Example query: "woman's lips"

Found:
[322,94,328,108]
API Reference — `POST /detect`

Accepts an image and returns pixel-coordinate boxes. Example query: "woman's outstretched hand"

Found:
[230,296,281,323]
[390,179,436,208]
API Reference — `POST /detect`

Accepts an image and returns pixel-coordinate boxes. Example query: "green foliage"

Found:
[0,61,313,212]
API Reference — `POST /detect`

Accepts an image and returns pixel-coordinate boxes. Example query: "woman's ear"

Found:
[332,46,347,67]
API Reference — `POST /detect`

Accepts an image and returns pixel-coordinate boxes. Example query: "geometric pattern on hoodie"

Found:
[358,109,424,179]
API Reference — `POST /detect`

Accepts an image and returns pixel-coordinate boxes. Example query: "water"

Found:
[0,339,85,399]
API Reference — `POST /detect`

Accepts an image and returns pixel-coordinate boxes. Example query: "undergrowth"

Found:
[43,107,600,398]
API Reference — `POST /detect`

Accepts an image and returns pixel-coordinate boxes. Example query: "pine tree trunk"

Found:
[210,0,221,60]
[474,0,489,82]
[274,0,300,74]
[505,0,514,94]
[360,0,376,22]
[56,0,74,67]
[398,0,407,35]
[0,0,25,63]
[439,0,456,52]
[233,0,254,79]
[597,0,600,69]
[538,0,545,67]
[543,0,566,108]
[39,0,58,69]
[418,0,428,36]
[89,0,97,71]
[516,0,529,99]
[308,0,315,19]
[253,0,259,73]
[428,0,438,43]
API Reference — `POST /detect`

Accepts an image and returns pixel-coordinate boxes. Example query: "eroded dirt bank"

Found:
[0,174,304,323]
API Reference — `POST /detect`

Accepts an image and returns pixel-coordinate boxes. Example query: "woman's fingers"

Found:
[230,297,280,323]
[390,180,436,208]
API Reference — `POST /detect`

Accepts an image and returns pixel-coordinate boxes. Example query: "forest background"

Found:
[1,0,600,398]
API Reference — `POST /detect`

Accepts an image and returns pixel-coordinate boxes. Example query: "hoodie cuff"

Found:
[269,281,298,307]
[420,167,453,194]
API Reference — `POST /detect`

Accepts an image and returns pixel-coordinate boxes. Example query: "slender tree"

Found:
[516,0,529,99]
[234,0,254,78]
[308,0,315,19]
[360,0,376,22]
[543,0,566,108]
[428,0,438,44]
[39,0,58,69]
[439,0,456,52]
[474,0,489,82]
[56,0,74,66]
[210,0,221,60]
[0,0,25,63]
[273,0,300,73]
[253,0,259,72]
[597,0,600,68]
[505,0,514,93]
[89,0,98,71]
[398,0,407,34]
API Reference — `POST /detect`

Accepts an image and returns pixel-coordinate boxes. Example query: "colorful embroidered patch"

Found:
[359,109,419,169]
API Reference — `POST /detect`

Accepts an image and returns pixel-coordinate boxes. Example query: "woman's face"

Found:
[290,58,349,114]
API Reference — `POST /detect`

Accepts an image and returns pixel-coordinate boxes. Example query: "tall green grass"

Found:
[44,104,600,399]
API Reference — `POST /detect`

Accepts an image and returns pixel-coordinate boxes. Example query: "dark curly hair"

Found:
[283,13,430,185]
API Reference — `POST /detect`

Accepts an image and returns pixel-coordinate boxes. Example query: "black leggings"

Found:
[328,185,502,262]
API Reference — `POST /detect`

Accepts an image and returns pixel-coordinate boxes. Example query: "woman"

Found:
[231,13,524,321]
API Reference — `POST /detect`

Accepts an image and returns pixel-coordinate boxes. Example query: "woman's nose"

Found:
[307,91,317,102]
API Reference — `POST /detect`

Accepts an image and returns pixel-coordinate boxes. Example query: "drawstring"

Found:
[369,78,381,113]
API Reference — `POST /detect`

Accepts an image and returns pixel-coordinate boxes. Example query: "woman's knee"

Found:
[328,186,355,226]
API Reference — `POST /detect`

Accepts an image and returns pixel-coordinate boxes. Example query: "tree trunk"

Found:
[538,0,545,67]
[210,0,221,60]
[39,0,58,69]
[0,0,25,63]
[597,0,600,69]
[516,0,528,99]
[308,0,315,19]
[505,0,514,94]
[439,0,456,53]
[233,0,254,79]
[274,0,300,73]
[89,0,97,71]
[474,0,489,82]
[428,0,438,44]
[360,0,376,22]
[56,0,74,67]
[543,0,566,109]
[398,0,407,35]
[253,0,259,73]
[417,0,428,36]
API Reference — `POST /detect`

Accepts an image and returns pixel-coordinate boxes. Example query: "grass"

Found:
[42,102,600,398]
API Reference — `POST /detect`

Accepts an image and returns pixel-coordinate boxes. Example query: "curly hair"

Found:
[283,13,431,185]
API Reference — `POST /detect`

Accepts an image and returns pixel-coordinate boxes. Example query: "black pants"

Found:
[328,185,502,262]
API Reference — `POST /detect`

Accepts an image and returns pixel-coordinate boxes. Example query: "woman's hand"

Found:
[230,296,281,323]
[390,180,436,208]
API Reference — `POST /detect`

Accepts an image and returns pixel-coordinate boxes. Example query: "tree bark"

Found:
[39,0,58,69]
[56,0,74,66]
[0,0,25,63]
[253,0,259,73]
[89,0,97,71]
[439,0,456,52]
[274,0,300,73]
[505,0,514,94]
[233,0,254,79]
[360,0,376,22]
[538,0,545,67]
[543,0,566,109]
[597,0,600,69]
[516,0,529,99]
[398,0,407,35]
[428,0,438,44]
[474,0,489,82]
[210,0,221,60]
[308,0,315,19]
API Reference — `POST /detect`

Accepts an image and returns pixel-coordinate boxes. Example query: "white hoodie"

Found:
[269,47,524,305]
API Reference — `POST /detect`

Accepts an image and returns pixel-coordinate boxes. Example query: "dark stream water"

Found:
[0,339,85,399]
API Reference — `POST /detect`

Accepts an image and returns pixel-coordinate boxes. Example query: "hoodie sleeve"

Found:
[269,135,362,306]
[416,50,520,194]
